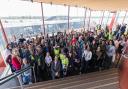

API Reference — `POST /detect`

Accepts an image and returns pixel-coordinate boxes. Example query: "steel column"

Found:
[100,11,105,26]
[88,9,92,31]
[0,19,8,45]
[68,5,70,30]
[98,11,101,24]
[41,3,45,36]
[83,7,87,31]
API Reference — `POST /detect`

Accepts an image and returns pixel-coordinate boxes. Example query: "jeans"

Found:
[23,75,30,85]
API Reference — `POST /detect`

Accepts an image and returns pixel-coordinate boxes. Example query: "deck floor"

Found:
[9,68,119,89]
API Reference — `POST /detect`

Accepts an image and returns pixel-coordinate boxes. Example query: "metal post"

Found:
[0,19,8,45]
[83,7,87,31]
[122,11,127,24]
[17,75,24,89]
[68,5,70,30]
[100,11,105,26]
[98,11,101,24]
[41,3,45,37]
[88,9,92,31]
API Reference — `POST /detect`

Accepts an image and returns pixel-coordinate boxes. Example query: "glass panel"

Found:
[70,7,84,30]
[124,15,128,23]
[44,4,68,33]
[0,0,42,42]
[91,11,102,24]
[117,11,126,24]
[107,13,113,25]
[103,11,110,26]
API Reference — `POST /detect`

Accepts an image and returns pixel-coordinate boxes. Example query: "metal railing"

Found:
[0,66,35,89]
[0,73,14,81]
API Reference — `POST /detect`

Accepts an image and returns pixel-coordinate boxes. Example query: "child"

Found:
[22,58,31,85]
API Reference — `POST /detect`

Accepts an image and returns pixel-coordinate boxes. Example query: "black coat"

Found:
[51,60,61,73]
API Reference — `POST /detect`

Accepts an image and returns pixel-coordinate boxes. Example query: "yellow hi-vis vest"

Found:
[31,55,35,61]
[109,32,113,40]
[54,49,60,56]
[105,32,109,39]
[60,54,65,60]
[60,54,69,66]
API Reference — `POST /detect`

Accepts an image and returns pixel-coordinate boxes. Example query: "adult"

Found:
[45,52,52,79]
[19,34,26,44]
[11,48,22,71]
[45,52,52,67]
[35,46,45,81]
[4,44,11,60]
[81,46,92,73]
[70,35,77,46]
[119,44,128,89]
[5,44,14,72]
[51,56,61,80]
[59,51,69,77]
[106,40,116,69]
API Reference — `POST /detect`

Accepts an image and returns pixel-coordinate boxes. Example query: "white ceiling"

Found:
[33,0,128,11]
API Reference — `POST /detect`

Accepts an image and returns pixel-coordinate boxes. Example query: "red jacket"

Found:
[71,38,77,45]
[12,56,21,70]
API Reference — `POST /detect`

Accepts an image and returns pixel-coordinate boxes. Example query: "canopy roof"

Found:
[33,0,128,11]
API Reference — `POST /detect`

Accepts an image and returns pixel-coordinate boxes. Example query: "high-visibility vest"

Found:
[105,32,109,38]
[104,32,109,40]
[31,55,35,61]
[62,57,69,67]
[60,54,65,60]
[60,54,69,66]
[54,49,60,56]
[109,32,113,40]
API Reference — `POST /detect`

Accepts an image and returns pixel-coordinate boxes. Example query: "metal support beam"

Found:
[41,3,45,36]
[83,7,87,31]
[88,9,92,31]
[100,11,105,26]
[98,11,101,24]
[0,19,8,45]
[68,5,70,30]
[122,11,127,24]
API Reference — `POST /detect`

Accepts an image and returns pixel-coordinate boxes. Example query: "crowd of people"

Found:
[5,24,128,85]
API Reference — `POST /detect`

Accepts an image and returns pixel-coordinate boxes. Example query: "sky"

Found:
[0,0,126,17]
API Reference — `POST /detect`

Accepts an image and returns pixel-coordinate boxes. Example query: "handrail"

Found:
[0,66,32,85]
[0,73,14,81]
